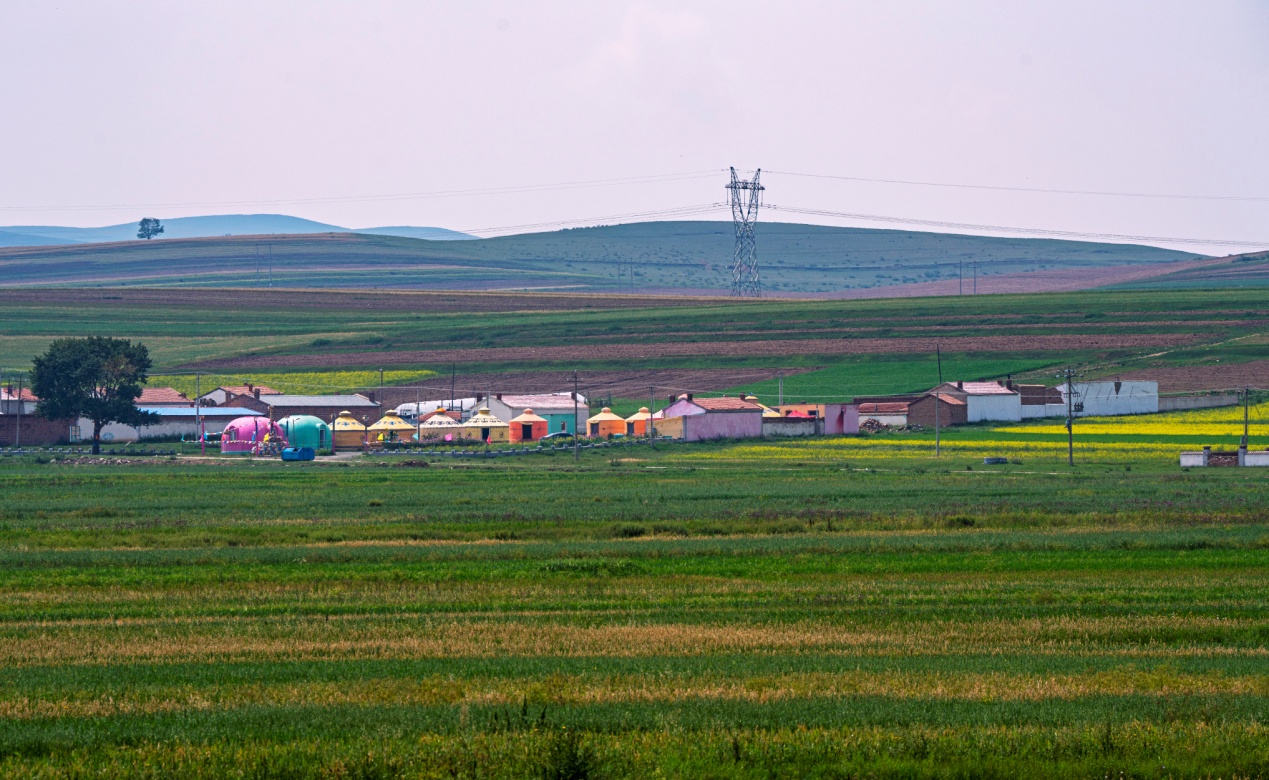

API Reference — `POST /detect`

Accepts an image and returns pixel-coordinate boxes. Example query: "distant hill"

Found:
[1101,250,1269,290]
[0,214,475,245]
[0,221,1202,294]
[0,230,68,248]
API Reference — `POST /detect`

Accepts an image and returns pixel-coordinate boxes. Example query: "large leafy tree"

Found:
[137,217,164,239]
[30,337,160,454]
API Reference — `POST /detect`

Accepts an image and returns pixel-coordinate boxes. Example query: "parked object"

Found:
[587,407,626,438]
[461,406,510,443]
[220,417,286,454]
[281,447,315,461]
[332,410,367,451]
[368,410,417,445]
[277,415,331,451]
[509,408,549,442]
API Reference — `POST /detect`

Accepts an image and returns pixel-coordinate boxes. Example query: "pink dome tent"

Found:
[220,416,286,454]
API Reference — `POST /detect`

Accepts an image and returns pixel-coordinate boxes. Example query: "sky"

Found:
[1,1,1267,252]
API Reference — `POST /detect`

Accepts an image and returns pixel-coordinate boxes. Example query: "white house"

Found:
[75,407,265,444]
[928,381,1022,423]
[1057,381,1158,417]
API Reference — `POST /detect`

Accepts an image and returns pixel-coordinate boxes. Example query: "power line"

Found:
[762,203,1269,250]
[457,203,727,237]
[766,169,1269,203]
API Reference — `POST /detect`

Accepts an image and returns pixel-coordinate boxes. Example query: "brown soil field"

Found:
[1117,360,1269,392]
[0,287,732,313]
[809,257,1235,299]
[185,333,1203,371]
[372,367,816,407]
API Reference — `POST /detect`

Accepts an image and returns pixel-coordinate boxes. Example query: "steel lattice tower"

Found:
[726,167,763,297]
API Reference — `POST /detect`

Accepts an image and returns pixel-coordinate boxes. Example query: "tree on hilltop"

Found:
[137,218,164,239]
[30,337,160,454]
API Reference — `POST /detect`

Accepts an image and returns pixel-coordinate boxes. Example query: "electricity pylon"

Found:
[726,167,763,297]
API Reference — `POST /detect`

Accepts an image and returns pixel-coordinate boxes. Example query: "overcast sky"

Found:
[2,1,1266,252]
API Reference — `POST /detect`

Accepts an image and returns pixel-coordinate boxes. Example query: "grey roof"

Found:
[139,407,263,417]
[254,394,378,407]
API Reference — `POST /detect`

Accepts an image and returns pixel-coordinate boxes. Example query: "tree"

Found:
[137,217,164,239]
[30,337,160,454]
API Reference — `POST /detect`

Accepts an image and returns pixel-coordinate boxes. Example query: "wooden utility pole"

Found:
[15,372,22,448]
[934,390,940,457]
[649,385,656,443]
[1062,367,1077,466]
[1243,386,1251,448]
[573,371,580,462]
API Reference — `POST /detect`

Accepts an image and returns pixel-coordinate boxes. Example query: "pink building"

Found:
[820,403,860,435]
[655,395,764,442]
[220,417,286,454]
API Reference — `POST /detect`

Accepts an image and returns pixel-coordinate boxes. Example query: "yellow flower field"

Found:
[998,401,1269,438]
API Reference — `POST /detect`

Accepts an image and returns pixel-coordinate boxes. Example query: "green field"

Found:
[3,398,1269,778]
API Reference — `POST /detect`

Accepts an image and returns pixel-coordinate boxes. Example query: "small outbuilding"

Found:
[368,410,417,445]
[461,406,510,443]
[509,408,549,442]
[221,417,286,454]
[332,410,367,451]
[417,407,464,442]
[625,407,654,436]
[587,407,626,438]
[277,415,332,451]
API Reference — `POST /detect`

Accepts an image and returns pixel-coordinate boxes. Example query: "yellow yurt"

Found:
[624,407,653,436]
[587,407,626,438]
[417,406,464,442]
[744,394,782,419]
[331,410,367,451]
[461,406,510,443]
[368,410,417,446]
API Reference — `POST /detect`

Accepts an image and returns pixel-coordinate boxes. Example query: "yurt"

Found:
[744,395,783,419]
[587,407,626,438]
[220,417,286,454]
[331,410,367,451]
[417,406,464,442]
[624,407,653,436]
[368,410,417,446]
[461,406,510,443]
[277,415,332,451]
[509,408,549,443]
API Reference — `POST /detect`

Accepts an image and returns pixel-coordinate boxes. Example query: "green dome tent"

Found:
[278,415,332,451]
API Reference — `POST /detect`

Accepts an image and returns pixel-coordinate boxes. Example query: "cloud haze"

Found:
[1,1,1266,251]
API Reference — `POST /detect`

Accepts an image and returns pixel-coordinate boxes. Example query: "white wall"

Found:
[859,413,907,426]
[1059,381,1158,417]
[966,394,1022,423]
[1244,451,1269,467]
[75,416,241,443]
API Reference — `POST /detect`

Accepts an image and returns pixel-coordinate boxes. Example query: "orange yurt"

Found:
[624,407,653,436]
[509,408,549,442]
[586,407,626,438]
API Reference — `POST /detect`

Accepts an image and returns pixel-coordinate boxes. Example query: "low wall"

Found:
[1243,450,1269,467]
[1160,395,1239,412]
[0,415,73,446]
[762,418,819,437]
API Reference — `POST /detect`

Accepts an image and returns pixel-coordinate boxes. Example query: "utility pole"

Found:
[1243,386,1250,448]
[15,372,22,448]
[268,244,273,287]
[936,345,943,384]
[934,390,940,457]
[778,373,784,407]
[958,261,963,295]
[379,367,384,403]
[649,385,656,444]
[450,364,456,413]
[196,373,203,455]
[973,263,977,295]
[573,371,580,462]
[1060,367,1080,467]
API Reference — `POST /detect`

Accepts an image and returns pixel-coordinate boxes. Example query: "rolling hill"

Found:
[0,214,475,245]
[0,221,1203,294]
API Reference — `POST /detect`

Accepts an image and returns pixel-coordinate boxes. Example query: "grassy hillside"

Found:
[0,221,1198,294]
[1105,250,1269,290]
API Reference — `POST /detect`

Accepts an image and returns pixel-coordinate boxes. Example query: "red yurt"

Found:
[509,408,549,442]
[220,416,286,454]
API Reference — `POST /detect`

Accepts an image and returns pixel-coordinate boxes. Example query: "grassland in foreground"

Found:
[2,405,1269,778]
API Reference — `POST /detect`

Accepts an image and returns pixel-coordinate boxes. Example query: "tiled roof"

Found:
[219,385,280,396]
[0,388,38,401]
[959,382,1017,395]
[691,397,762,412]
[254,394,379,407]
[496,394,580,410]
[859,402,909,414]
[137,387,192,405]
[923,394,966,405]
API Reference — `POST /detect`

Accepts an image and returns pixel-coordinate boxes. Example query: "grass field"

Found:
[3,396,1269,777]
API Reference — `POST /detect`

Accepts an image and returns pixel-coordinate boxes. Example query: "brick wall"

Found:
[0,415,74,446]
[907,395,968,428]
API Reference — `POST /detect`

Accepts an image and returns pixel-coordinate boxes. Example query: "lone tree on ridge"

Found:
[137,217,164,239]
[30,337,160,454]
